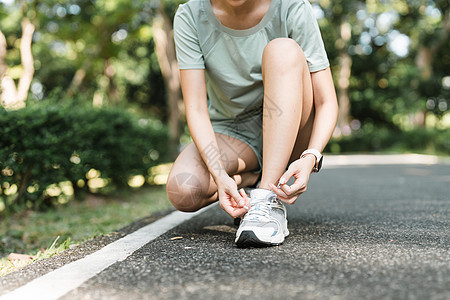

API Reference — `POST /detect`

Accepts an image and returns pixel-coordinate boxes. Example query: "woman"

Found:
[167,0,338,247]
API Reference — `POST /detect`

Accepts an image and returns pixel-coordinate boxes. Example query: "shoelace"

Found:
[243,196,280,222]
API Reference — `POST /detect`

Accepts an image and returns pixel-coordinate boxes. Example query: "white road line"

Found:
[0,204,214,300]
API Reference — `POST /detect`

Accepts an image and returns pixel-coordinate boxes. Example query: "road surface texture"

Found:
[1,156,449,300]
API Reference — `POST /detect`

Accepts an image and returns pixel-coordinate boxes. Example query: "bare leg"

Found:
[166,133,260,212]
[259,38,314,189]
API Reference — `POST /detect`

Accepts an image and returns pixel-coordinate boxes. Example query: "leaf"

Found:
[7,253,34,261]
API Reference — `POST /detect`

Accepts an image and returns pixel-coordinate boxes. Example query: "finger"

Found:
[278,166,296,186]
[234,207,249,218]
[227,206,249,218]
[272,185,303,203]
[239,189,250,210]
[229,188,246,208]
[220,199,241,218]
[280,179,306,197]
[269,183,289,199]
[279,183,295,196]
[221,204,237,218]
[278,194,300,205]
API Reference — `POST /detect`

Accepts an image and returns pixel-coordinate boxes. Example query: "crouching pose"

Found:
[167,0,338,247]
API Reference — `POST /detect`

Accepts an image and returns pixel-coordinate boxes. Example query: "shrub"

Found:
[0,101,168,213]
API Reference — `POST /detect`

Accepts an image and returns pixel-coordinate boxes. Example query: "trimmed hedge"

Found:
[0,102,168,213]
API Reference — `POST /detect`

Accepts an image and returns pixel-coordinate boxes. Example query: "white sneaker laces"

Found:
[243,195,280,222]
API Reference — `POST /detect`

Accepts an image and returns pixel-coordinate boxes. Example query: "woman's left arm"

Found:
[308,67,338,152]
[270,67,338,204]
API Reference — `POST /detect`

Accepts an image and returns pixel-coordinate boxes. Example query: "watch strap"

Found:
[300,149,323,173]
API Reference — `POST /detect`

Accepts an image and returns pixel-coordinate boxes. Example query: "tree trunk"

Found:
[336,22,352,133]
[17,18,35,102]
[66,61,90,97]
[104,59,119,104]
[415,47,432,81]
[337,51,352,130]
[14,167,33,207]
[0,29,7,81]
[413,11,449,128]
[66,35,106,97]
[0,18,35,108]
[414,46,432,128]
[153,7,182,159]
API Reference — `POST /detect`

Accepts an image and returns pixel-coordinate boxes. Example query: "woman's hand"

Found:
[269,155,316,204]
[216,175,250,218]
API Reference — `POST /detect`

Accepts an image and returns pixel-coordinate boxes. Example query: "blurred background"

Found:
[0,0,449,257]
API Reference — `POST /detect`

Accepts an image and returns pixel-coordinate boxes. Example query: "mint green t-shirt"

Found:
[173,0,329,122]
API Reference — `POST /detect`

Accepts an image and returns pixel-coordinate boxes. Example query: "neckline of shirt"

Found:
[204,0,278,37]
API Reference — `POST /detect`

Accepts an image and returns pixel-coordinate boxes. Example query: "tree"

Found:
[365,0,450,128]
[315,0,363,134]
[153,2,183,159]
[410,0,449,125]
[0,3,35,108]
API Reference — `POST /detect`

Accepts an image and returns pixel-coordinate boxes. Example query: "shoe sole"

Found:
[235,230,283,248]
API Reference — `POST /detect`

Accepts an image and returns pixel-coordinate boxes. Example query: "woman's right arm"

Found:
[180,69,250,217]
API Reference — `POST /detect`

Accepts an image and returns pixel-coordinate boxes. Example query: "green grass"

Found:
[0,186,172,277]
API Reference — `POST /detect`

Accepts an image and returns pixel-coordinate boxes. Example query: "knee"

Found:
[262,38,306,71]
[166,172,205,212]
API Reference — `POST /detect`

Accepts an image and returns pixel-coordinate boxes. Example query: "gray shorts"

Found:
[211,108,263,173]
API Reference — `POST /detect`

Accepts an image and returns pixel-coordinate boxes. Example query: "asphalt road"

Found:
[1,163,450,299]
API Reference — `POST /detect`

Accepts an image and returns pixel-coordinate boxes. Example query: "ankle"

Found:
[257,182,273,190]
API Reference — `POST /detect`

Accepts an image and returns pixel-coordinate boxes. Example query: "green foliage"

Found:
[0,100,168,214]
[1,0,448,177]
[0,0,170,119]
[315,0,449,132]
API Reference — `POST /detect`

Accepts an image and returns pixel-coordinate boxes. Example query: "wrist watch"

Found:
[300,149,323,173]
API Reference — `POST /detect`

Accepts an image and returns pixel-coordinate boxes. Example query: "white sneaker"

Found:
[235,188,289,247]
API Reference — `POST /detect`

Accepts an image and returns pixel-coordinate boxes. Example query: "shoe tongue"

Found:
[250,188,274,203]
